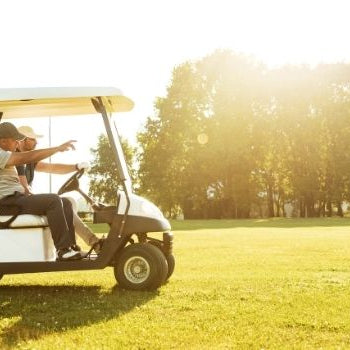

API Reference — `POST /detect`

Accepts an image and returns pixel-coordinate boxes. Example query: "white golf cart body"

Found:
[0,88,173,290]
[0,215,53,262]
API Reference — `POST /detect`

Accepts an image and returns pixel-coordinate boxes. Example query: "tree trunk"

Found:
[319,200,326,217]
[300,198,305,218]
[337,201,343,217]
[326,200,332,217]
[276,195,280,217]
[316,200,322,217]
[306,199,315,217]
[267,182,274,217]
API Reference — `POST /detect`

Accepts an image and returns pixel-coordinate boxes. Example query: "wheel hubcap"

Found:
[124,256,150,284]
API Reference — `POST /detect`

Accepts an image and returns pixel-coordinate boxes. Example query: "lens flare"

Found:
[197,133,208,145]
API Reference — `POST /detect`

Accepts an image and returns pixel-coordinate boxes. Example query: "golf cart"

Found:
[0,87,174,291]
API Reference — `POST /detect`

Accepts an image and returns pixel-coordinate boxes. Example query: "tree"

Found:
[138,51,266,218]
[88,134,136,204]
[138,61,208,218]
[137,50,350,218]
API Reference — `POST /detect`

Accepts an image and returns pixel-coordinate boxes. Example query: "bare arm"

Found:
[18,175,32,195]
[35,162,76,174]
[6,140,76,166]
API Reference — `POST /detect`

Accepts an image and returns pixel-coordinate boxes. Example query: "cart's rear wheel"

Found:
[114,243,168,291]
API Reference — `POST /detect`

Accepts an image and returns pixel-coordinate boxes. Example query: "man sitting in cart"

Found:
[0,122,85,261]
[15,125,104,253]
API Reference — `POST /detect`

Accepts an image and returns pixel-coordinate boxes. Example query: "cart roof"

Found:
[0,87,134,119]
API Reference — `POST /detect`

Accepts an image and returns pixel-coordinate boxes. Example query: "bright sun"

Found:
[184,0,350,68]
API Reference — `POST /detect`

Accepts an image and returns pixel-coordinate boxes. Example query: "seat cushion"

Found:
[0,214,48,228]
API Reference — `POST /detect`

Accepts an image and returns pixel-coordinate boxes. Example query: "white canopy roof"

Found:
[0,87,134,119]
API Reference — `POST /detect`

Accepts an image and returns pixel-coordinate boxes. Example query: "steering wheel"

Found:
[57,169,85,195]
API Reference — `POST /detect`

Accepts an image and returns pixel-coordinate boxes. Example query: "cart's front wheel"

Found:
[148,241,175,281]
[165,254,175,280]
[114,243,168,291]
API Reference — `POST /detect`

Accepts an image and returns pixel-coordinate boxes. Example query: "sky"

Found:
[1,0,350,196]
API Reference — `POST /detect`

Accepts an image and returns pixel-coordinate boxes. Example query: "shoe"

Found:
[71,244,89,258]
[71,244,89,259]
[71,244,82,251]
[93,238,105,254]
[57,247,82,261]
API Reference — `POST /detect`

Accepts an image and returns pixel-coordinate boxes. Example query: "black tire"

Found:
[165,254,175,280]
[149,240,175,280]
[114,243,168,291]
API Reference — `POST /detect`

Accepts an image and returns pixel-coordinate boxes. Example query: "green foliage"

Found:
[88,134,135,204]
[138,50,350,218]
[138,61,208,217]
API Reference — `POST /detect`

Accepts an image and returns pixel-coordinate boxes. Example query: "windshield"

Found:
[103,113,132,194]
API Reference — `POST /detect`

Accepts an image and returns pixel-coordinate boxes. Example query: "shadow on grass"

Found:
[170,217,350,231]
[0,284,157,347]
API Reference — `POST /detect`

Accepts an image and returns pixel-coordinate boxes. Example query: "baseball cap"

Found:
[18,126,43,139]
[0,122,25,140]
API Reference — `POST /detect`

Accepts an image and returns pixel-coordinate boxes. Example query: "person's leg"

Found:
[73,212,99,246]
[61,197,78,244]
[64,197,99,246]
[0,193,74,250]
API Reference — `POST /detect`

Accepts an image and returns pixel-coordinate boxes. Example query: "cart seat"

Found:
[0,214,48,228]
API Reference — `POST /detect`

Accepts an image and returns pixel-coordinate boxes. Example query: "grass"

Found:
[2,218,350,349]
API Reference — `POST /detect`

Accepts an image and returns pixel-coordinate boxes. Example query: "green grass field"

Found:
[2,218,350,349]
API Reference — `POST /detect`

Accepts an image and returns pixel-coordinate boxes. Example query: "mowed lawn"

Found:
[2,218,350,349]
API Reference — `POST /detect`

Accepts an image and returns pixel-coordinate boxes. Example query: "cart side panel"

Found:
[0,227,55,262]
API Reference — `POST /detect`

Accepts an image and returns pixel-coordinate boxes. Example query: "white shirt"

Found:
[0,149,25,199]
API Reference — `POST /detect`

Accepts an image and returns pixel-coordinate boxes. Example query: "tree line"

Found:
[90,50,350,219]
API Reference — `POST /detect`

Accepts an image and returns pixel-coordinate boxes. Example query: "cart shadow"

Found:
[0,284,158,347]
